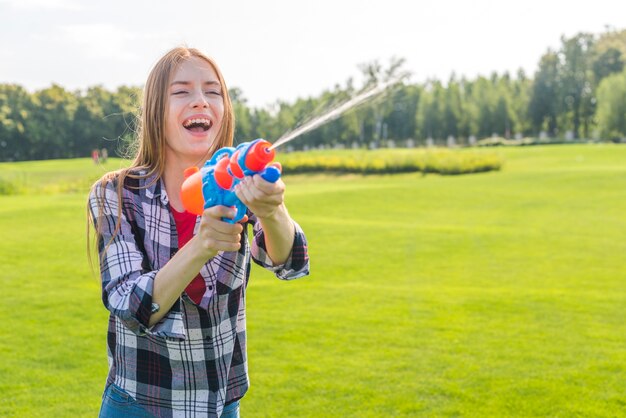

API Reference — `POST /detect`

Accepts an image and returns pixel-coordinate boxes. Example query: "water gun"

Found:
[180,139,281,223]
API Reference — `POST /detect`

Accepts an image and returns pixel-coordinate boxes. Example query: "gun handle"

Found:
[219,194,247,224]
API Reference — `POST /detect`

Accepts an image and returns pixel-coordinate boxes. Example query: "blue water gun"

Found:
[181,139,281,223]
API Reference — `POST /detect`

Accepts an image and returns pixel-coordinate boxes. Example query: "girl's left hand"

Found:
[234,174,286,220]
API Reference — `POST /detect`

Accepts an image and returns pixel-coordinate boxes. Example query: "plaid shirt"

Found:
[89,171,309,417]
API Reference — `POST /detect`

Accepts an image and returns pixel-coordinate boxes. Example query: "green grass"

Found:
[0,144,625,417]
[0,158,124,194]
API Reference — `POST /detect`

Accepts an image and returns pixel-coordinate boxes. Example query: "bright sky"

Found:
[1,0,625,108]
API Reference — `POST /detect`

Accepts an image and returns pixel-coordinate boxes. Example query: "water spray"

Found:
[269,76,404,150]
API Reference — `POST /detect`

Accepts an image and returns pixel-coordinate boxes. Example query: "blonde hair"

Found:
[88,46,235,267]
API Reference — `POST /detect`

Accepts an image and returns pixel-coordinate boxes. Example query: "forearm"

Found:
[149,237,215,326]
[258,204,296,265]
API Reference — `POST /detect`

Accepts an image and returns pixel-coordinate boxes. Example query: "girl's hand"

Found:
[193,205,243,258]
[235,174,286,220]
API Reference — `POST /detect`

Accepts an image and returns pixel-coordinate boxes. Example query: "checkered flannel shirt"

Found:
[88,170,309,417]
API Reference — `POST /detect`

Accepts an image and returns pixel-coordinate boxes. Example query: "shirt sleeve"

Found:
[248,212,310,280]
[88,179,186,340]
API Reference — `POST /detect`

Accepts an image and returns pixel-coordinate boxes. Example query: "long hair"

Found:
[88,46,235,269]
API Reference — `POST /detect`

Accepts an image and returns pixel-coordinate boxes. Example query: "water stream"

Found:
[269,77,403,150]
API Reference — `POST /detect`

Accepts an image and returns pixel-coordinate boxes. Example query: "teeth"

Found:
[183,118,211,127]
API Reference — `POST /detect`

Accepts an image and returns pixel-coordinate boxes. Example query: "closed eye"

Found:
[173,91,187,95]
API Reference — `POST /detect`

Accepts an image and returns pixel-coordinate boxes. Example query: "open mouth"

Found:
[183,117,213,133]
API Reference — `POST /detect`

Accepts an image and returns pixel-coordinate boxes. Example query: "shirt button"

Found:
[208,285,213,290]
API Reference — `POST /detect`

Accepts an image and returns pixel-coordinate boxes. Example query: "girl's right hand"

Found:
[193,205,244,259]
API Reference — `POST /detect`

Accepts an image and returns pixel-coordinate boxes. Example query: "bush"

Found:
[279,149,502,175]
[0,176,21,195]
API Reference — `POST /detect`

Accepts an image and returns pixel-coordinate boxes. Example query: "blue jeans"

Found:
[99,383,154,418]
[99,383,241,417]
[221,400,241,418]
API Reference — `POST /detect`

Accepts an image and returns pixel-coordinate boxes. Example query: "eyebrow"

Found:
[170,80,221,87]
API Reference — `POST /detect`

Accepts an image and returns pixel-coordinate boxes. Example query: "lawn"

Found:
[0,144,624,417]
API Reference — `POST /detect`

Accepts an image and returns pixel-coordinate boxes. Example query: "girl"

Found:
[88,47,310,418]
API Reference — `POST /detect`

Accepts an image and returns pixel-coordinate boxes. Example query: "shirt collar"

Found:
[140,170,169,206]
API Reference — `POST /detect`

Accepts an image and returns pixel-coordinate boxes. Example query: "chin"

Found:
[166,131,218,161]
[189,144,213,158]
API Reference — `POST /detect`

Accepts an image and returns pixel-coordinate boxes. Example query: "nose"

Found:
[190,89,209,109]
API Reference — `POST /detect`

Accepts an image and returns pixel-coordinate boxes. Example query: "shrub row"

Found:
[279,149,502,175]
[475,136,599,147]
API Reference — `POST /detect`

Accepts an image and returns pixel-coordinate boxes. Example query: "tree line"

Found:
[1,29,625,162]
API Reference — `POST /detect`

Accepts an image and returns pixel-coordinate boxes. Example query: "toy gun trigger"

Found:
[260,162,282,183]
[221,201,247,224]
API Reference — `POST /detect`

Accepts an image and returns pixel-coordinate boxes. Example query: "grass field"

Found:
[0,144,624,417]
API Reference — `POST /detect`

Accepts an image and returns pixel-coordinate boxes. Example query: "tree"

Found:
[443,75,462,139]
[511,69,532,136]
[557,33,595,138]
[592,28,626,80]
[110,86,142,157]
[470,76,496,138]
[0,84,33,161]
[386,84,420,141]
[29,84,78,159]
[229,87,253,142]
[596,70,626,141]
[416,80,444,143]
[592,47,624,82]
[529,51,560,136]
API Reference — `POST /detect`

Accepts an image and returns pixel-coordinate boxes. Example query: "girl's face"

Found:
[164,56,225,164]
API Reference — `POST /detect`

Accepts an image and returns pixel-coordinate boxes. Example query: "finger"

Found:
[236,182,283,210]
[201,206,243,229]
[242,178,275,201]
[199,228,241,244]
[201,211,244,234]
[210,239,242,252]
[203,219,243,236]
[197,230,242,251]
[234,183,256,205]
[252,175,285,194]
[203,205,237,220]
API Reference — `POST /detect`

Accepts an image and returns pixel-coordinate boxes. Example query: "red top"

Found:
[170,206,206,305]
